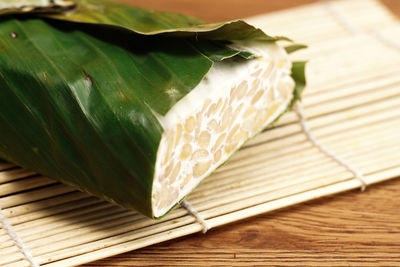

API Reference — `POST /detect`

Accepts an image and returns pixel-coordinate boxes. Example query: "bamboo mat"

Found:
[1,0,400,266]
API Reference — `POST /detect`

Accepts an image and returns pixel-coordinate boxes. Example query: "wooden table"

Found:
[84,1,400,266]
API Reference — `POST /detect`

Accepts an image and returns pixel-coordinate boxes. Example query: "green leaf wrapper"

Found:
[0,0,306,218]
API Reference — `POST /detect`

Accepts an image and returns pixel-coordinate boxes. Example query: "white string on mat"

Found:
[182,101,369,234]
[317,0,400,190]
[181,200,209,234]
[294,103,367,191]
[323,0,400,52]
[181,102,369,232]
[322,0,358,34]
[0,205,40,267]
[368,30,400,51]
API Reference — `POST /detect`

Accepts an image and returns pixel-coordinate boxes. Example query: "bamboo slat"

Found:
[1,0,399,266]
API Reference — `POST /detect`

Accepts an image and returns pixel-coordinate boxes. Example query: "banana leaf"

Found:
[0,0,306,218]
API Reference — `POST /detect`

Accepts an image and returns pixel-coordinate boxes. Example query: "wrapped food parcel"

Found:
[0,0,305,218]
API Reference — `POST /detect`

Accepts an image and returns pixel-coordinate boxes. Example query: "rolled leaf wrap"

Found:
[0,0,306,218]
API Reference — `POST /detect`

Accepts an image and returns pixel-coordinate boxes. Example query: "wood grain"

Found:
[84,1,400,266]
[85,179,400,266]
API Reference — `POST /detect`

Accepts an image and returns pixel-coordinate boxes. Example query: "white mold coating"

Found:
[152,42,295,217]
